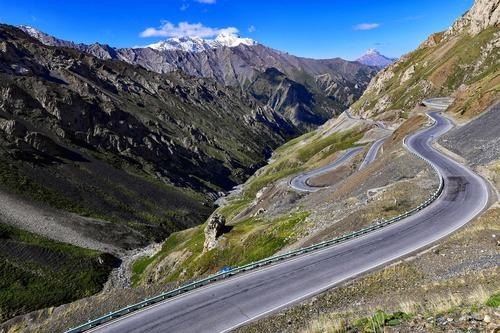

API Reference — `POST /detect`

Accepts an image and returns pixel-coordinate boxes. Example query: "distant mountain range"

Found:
[19,26,378,130]
[356,48,396,68]
[20,26,258,53]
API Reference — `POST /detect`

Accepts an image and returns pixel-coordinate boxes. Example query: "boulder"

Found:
[203,214,226,252]
[400,65,416,83]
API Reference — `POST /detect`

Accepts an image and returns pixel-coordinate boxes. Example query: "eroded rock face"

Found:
[24,132,61,155]
[0,24,297,193]
[203,214,226,252]
[19,26,378,130]
[445,0,500,37]
[400,65,415,84]
[0,119,27,137]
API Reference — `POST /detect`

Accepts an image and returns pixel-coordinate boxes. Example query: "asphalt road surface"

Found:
[344,109,391,171]
[91,110,489,333]
[358,135,387,170]
[289,147,363,192]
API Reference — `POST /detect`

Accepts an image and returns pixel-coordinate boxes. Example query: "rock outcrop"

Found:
[445,0,500,37]
[0,119,26,137]
[203,214,226,252]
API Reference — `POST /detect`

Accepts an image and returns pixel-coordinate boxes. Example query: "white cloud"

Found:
[140,21,238,38]
[248,25,256,33]
[180,3,189,11]
[196,0,216,3]
[353,23,381,31]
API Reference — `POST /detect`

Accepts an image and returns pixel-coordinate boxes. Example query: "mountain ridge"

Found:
[351,0,499,120]
[143,32,257,52]
[19,25,378,130]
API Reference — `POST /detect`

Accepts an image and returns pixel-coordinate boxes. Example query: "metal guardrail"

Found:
[66,114,445,333]
[422,97,454,110]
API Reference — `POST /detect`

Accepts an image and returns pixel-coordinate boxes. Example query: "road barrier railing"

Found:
[422,97,454,110]
[66,112,446,333]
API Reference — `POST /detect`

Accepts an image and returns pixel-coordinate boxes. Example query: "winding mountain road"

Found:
[290,107,393,191]
[346,109,392,171]
[358,135,387,170]
[90,107,489,333]
[289,147,363,192]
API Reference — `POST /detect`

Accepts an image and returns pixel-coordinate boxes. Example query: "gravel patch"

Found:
[0,188,147,255]
[440,103,500,166]
[102,243,162,291]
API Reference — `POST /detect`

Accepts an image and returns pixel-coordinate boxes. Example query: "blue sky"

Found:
[0,0,473,60]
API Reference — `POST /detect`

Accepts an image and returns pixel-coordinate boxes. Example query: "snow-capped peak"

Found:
[146,36,210,52]
[356,49,396,68]
[19,25,46,40]
[211,32,256,48]
[19,25,79,48]
[365,48,380,55]
[144,32,257,52]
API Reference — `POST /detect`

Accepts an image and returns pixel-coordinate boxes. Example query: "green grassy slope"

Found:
[131,212,310,285]
[131,125,364,286]
[0,223,119,322]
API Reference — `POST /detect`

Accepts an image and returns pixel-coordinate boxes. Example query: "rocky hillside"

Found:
[118,45,376,130]
[20,26,378,130]
[0,23,375,325]
[351,0,499,120]
[118,0,499,308]
[0,24,301,243]
[247,68,337,127]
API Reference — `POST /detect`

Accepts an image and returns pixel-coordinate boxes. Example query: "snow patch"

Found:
[145,32,257,52]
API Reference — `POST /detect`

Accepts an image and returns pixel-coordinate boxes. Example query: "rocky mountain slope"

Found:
[351,0,499,120]
[356,48,396,68]
[0,0,497,331]
[247,68,334,127]
[0,22,377,323]
[0,24,300,244]
[20,26,378,130]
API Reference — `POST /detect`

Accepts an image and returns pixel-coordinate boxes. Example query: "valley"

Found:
[52,106,492,333]
[0,20,377,325]
[0,0,498,332]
